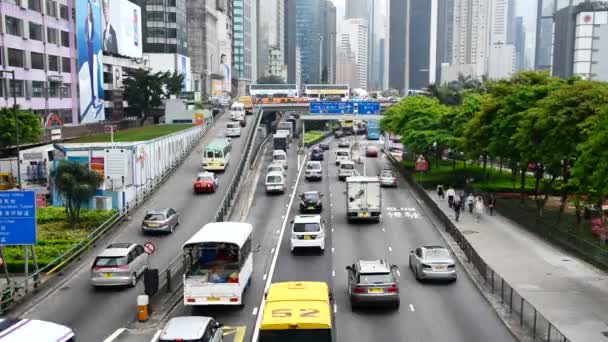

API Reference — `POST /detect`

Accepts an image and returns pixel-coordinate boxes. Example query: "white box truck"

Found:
[346,176,381,223]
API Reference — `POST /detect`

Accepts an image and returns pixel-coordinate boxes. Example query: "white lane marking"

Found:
[381,227,386,232]
[409,304,415,312]
[103,328,126,342]
[252,307,258,315]
[263,273,267,281]
[397,270,401,277]
[275,230,280,234]
[334,304,338,313]
[332,269,336,277]
[388,246,392,252]
[285,204,289,207]
[151,329,163,342]
[331,228,334,233]
[332,247,335,254]
[251,157,307,342]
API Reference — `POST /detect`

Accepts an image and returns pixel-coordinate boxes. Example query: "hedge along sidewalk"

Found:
[425,188,608,342]
[0,111,224,313]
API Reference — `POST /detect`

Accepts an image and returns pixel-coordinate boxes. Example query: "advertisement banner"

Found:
[77,0,105,123]
[90,157,105,181]
[194,113,205,126]
[101,0,142,58]
[211,80,224,97]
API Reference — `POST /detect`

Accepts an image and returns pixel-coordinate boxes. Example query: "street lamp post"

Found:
[1,70,21,189]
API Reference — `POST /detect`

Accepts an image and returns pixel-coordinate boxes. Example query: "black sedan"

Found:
[299,191,323,213]
[319,143,330,151]
[310,148,324,161]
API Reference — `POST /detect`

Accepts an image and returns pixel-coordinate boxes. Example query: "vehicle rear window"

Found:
[267,175,283,183]
[303,193,320,201]
[197,175,214,182]
[94,256,128,267]
[144,214,166,221]
[358,273,393,284]
[269,166,282,172]
[389,147,402,153]
[340,164,354,170]
[227,122,239,128]
[293,223,320,233]
[274,154,286,161]
[381,171,394,177]
[337,151,349,156]
[307,163,321,170]
[424,248,450,260]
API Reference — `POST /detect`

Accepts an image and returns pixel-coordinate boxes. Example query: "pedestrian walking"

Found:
[466,193,475,213]
[475,196,484,223]
[454,195,462,222]
[446,187,456,208]
[437,185,445,200]
[489,194,497,216]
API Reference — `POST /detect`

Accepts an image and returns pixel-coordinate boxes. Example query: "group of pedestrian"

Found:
[437,184,497,222]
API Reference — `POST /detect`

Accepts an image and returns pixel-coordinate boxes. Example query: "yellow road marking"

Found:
[222,326,246,342]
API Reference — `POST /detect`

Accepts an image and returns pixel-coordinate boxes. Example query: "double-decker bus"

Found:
[258,281,332,342]
[367,120,381,140]
[304,84,350,100]
[202,137,231,171]
[249,84,299,104]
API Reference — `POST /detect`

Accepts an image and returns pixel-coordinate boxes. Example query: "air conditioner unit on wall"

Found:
[93,196,113,211]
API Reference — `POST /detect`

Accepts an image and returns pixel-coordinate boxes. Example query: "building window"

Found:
[6,0,21,6]
[48,82,60,97]
[59,4,68,19]
[32,81,44,97]
[28,0,41,12]
[61,31,69,47]
[7,48,24,68]
[9,79,24,98]
[167,28,177,38]
[167,13,176,22]
[148,12,164,21]
[46,0,57,17]
[5,16,23,37]
[48,55,59,71]
[29,22,43,41]
[47,27,58,44]
[31,52,44,70]
[62,57,71,73]
[60,84,70,98]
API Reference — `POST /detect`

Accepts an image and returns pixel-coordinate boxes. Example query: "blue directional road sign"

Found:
[309,101,354,114]
[0,191,37,245]
[356,101,381,114]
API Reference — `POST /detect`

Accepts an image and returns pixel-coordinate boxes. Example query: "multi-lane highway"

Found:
[120,132,517,342]
[17,112,256,342]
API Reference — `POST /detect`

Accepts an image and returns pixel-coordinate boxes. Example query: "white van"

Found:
[225,121,241,137]
[265,171,286,193]
[338,160,356,181]
[272,150,288,169]
[335,149,351,165]
[230,102,246,127]
[290,214,325,252]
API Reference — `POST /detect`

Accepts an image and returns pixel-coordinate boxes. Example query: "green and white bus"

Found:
[203,137,232,171]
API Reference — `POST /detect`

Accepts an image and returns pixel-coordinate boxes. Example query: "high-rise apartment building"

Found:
[487,0,515,79]
[343,18,368,89]
[345,0,368,20]
[296,0,322,84]
[321,0,337,84]
[233,0,255,95]
[257,0,284,80]
[337,34,358,87]
[140,0,187,55]
[0,0,77,124]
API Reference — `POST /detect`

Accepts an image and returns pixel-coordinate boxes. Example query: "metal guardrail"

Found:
[156,106,264,296]
[0,112,224,313]
[384,151,571,342]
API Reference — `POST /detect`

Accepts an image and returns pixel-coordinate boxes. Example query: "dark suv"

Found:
[346,259,400,309]
[299,191,323,212]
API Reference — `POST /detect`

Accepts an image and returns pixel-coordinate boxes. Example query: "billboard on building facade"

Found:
[77,0,105,123]
[101,0,143,58]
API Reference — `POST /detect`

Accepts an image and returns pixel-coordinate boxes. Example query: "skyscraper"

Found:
[296,0,323,84]
[322,0,337,84]
[514,16,526,72]
[285,0,298,84]
[257,0,285,80]
[233,0,255,94]
[140,0,188,55]
[388,0,407,91]
[344,18,369,89]
[345,0,368,20]
[487,0,515,79]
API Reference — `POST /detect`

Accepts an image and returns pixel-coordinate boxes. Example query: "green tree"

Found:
[122,69,166,124]
[0,107,42,149]
[51,161,101,228]
[256,75,286,84]
[164,70,185,98]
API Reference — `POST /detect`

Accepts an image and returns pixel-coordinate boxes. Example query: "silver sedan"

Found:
[409,246,457,282]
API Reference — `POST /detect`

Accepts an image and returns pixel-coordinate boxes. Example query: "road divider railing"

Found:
[384,150,571,342]
[154,106,264,299]
[0,112,224,315]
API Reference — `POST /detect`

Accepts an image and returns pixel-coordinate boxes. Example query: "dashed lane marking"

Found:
[263,273,267,281]
[388,246,393,252]
[151,329,162,342]
[332,247,335,254]
[252,307,258,315]
[409,304,415,312]
[334,304,338,314]
[103,328,125,342]
[332,269,336,277]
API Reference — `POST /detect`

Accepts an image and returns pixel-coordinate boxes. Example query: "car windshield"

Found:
[341,163,354,170]
[381,171,394,177]
[144,213,166,221]
[227,123,239,128]
[358,273,393,284]
[307,163,321,170]
[197,175,214,182]
[267,175,283,183]
[303,193,320,201]
[94,256,128,267]
[424,248,451,260]
[293,222,320,233]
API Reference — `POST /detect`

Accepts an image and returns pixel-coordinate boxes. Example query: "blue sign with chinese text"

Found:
[0,191,37,245]
[356,101,381,114]
[309,101,355,114]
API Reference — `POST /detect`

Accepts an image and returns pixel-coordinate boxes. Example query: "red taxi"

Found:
[193,172,219,194]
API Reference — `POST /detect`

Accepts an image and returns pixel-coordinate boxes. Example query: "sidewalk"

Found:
[427,191,608,342]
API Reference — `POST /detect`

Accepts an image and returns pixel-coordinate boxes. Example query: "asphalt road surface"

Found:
[20,113,256,342]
